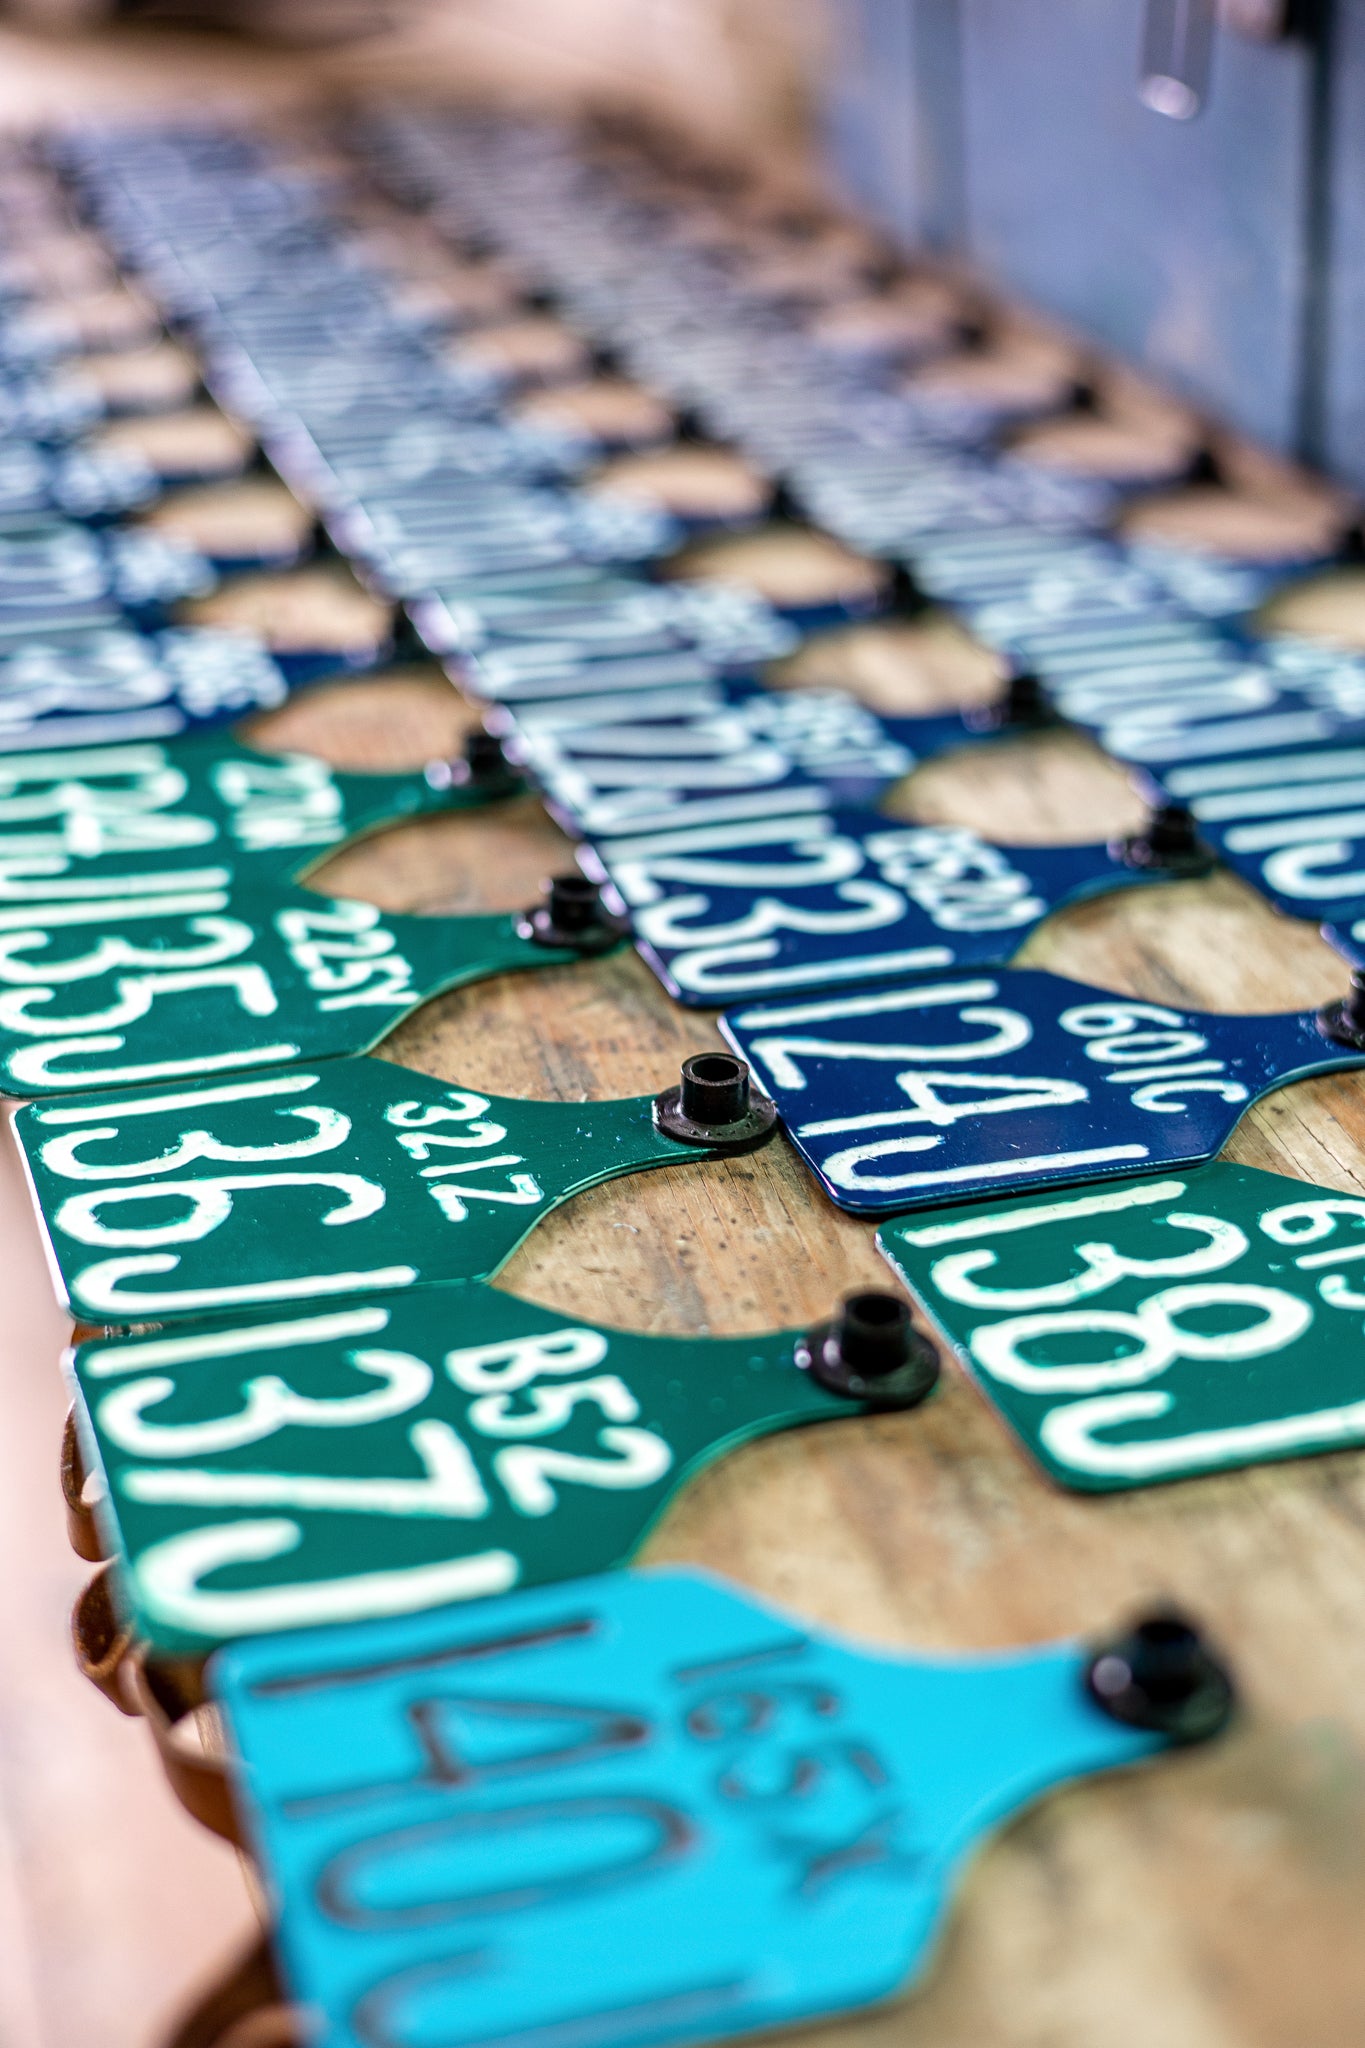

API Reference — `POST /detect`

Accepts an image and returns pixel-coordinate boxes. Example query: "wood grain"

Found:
[0,24,1362,2048]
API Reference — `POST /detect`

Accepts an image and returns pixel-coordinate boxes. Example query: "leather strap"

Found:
[161,1933,298,2048]
[60,1407,106,1563]
[129,1655,244,1846]
[71,1564,138,1715]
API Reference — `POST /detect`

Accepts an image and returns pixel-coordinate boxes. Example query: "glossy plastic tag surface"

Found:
[411,573,796,672]
[0,728,492,890]
[0,625,288,753]
[511,686,924,840]
[71,1283,864,1656]
[214,1568,1174,2048]
[880,1163,1365,1490]
[19,1054,721,1325]
[591,814,1168,1007]
[721,969,1365,1214]
[0,876,584,1099]
[1151,737,1365,924]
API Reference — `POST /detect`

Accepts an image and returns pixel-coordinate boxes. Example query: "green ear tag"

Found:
[0,875,600,1098]
[879,1162,1365,1492]
[68,1279,930,1659]
[0,730,515,890]
[17,1051,775,1327]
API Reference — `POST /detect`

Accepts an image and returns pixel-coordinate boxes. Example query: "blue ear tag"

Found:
[589,812,1189,1007]
[0,366,103,442]
[721,967,1365,1214]
[1036,628,1365,775]
[214,1568,1230,2048]
[0,521,150,641]
[1137,731,1365,926]
[1127,542,1341,618]
[0,626,289,753]
[341,489,679,603]
[878,1159,1365,1491]
[0,440,159,525]
[440,581,797,695]
[504,681,935,840]
[0,521,216,641]
[906,527,1194,653]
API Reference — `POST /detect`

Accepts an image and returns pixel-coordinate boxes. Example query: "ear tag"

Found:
[0,867,630,1099]
[213,1569,1231,2048]
[878,1160,1365,1490]
[0,438,157,524]
[1139,730,1365,924]
[17,1047,776,1325]
[721,966,1365,1215]
[589,808,1199,1008]
[905,525,1260,646]
[0,725,520,891]
[1038,629,1365,773]
[343,488,679,600]
[0,625,290,754]
[506,682,926,840]
[411,573,795,672]
[0,520,136,640]
[68,1282,934,1657]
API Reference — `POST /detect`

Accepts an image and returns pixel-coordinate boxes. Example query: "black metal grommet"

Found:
[518,874,630,954]
[1117,801,1213,877]
[964,668,1057,736]
[653,1052,778,1152]
[1085,1610,1234,1745]
[1319,969,1365,1048]
[795,1290,940,1410]
[427,729,524,798]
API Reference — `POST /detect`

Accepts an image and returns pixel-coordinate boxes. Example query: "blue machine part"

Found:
[216,1567,1190,2048]
[720,968,1365,1214]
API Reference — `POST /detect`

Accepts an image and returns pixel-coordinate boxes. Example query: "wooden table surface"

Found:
[2,23,1365,2048]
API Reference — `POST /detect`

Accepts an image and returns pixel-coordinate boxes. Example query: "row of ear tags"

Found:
[64,1296,1233,2048]
[5,132,1236,2048]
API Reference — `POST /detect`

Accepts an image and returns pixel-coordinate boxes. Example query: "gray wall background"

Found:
[822,0,1363,482]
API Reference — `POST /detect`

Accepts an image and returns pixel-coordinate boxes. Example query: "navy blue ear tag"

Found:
[1047,628,1365,784]
[214,1569,1231,2048]
[412,572,796,676]
[721,967,1365,1214]
[341,486,680,601]
[505,680,922,840]
[0,439,159,525]
[1138,728,1365,926]
[0,626,290,753]
[588,810,1199,1008]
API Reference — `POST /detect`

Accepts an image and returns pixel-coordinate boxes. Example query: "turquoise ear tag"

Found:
[879,1161,1365,1491]
[68,1283,936,1658]
[18,1049,777,1326]
[0,867,625,1099]
[0,723,523,891]
[215,1568,1232,2048]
